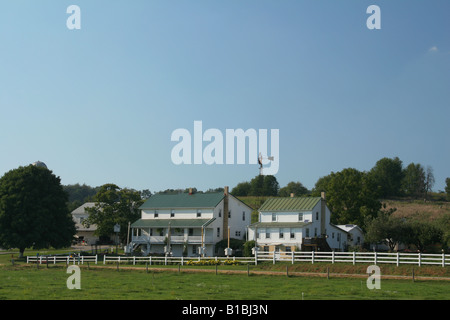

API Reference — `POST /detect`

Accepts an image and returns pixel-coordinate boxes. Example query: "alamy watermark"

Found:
[366,265,381,290]
[66,265,81,290]
[170,121,280,175]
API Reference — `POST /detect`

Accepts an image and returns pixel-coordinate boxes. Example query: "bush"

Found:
[185,259,240,266]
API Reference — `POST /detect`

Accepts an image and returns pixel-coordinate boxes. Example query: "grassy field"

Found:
[1,260,449,300]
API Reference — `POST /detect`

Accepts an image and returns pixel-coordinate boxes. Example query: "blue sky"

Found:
[1,1,449,193]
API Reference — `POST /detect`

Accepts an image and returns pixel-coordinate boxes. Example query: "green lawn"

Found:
[1,264,449,300]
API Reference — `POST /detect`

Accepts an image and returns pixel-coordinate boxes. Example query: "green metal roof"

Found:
[259,197,321,212]
[131,218,215,228]
[139,192,224,210]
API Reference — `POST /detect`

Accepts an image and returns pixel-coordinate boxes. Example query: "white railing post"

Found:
[396,252,400,267]
[332,250,335,264]
[352,251,356,265]
[255,250,258,266]
[374,251,377,265]
[442,252,445,267]
[418,252,421,267]
[292,251,294,264]
[95,255,98,265]
[181,256,184,266]
[273,251,276,265]
[103,255,106,265]
[311,251,315,264]
[133,256,136,265]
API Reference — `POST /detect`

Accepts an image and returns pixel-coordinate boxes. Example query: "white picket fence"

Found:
[255,251,449,267]
[27,251,449,267]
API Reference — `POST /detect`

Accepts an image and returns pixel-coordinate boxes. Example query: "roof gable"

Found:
[259,197,321,212]
[139,192,225,210]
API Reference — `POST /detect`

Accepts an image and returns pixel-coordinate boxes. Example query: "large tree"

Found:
[364,208,406,251]
[0,165,76,257]
[368,157,404,198]
[312,168,381,229]
[402,163,426,198]
[84,184,143,243]
[278,181,309,197]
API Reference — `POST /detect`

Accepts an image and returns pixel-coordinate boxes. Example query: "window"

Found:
[279,229,284,239]
[189,228,193,236]
[154,210,158,218]
[242,211,245,221]
[298,213,303,221]
[235,231,241,237]
[272,213,276,222]
[228,211,231,218]
[197,210,201,218]
[217,227,220,237]
[305,228,310,237]
[290,229,295,239]
[170,210,175,218]
[218,209,221,217]
[314,228,317,237]
[316,212,319,220]
[332,232,335,239]
[266,231,271,239]
[286,246,292,253]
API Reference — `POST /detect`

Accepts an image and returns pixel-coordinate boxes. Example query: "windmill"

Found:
[258,152,274,175]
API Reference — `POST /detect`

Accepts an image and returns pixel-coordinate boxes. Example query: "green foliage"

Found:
[231,181,251,196]
[278,181,310,197]
[0,165,76,257]
[368,157,404,198]
[445,178,450,201]
[84,184,144,243]
[312,168,381,229]
[364,207,406,251]
[243,240,256,257]
[402,163,426,198]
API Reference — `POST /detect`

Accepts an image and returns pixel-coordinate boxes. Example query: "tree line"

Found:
[0,157,449,256]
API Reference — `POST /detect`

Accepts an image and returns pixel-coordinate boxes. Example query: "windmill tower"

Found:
[258,153,274,175]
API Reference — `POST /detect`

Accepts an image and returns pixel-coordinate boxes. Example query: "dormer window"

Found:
[298,213,303,221]
[197,210,201,218]
[272,213,276,222]
[154,210,158,218]
[170,210,175,218]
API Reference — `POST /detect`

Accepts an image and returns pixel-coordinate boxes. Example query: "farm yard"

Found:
[1,250,449,301]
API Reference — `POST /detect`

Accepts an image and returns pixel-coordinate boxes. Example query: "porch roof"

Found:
[248,221,311,229]
[131,218,215,228]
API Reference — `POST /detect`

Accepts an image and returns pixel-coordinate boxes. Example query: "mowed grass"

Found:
[1,264,449,300]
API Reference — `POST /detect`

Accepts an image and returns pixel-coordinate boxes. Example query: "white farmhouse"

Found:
[71,202,99,245]
[248,193,348,252]
[336,224,365,248]
[129,187,252,256]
